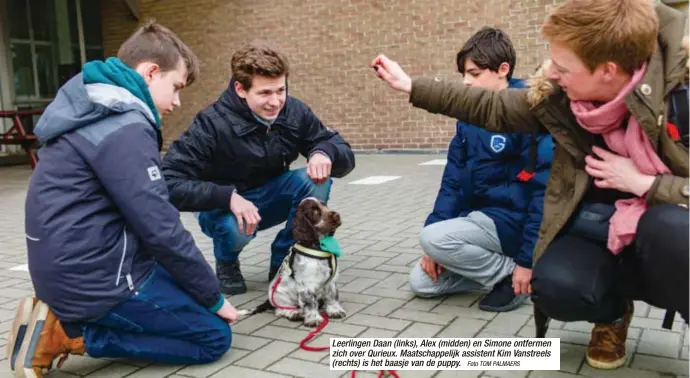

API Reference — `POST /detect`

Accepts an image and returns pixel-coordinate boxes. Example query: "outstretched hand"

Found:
[371,55,413,94]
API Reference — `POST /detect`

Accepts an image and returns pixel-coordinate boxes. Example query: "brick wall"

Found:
[102,0,568,151]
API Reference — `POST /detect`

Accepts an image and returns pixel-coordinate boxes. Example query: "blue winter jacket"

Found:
[24,73,223,322]
[425,78,554,268]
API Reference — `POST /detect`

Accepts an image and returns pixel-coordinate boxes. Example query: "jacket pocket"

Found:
[115,228,135,291]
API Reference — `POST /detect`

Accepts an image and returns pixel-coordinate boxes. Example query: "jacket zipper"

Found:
[115,228,134,291]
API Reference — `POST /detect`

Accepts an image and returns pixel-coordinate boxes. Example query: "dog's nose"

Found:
[329,212,341,226]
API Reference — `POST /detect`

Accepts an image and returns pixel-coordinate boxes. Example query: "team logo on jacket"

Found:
[490,135,507,153]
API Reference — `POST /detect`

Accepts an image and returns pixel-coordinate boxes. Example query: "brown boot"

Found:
[586,301,634,370]
[14,300,85,378]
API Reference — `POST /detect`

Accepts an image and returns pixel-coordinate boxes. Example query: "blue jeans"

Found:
[82,265,232,364]
[198,168,332,267]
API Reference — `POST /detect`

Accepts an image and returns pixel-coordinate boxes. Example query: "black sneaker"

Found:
[216,261,247,296]
[478,275,528,312]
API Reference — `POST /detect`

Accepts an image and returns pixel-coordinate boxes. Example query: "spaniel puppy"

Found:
[237,197,346,327]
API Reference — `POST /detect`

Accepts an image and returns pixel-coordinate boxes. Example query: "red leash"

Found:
[271,277,399,376]
[297,313,399,377]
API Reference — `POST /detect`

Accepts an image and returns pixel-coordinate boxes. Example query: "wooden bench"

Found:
[0,109,43,169]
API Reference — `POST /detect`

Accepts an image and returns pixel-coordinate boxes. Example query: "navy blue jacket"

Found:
[425,79,554,268]
[24,75,222,322]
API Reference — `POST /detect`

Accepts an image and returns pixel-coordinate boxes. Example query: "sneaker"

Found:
[478,275,528,312]
[15,300,85,377]
[7,297,37,372]
[586,301,634,370]
[217,261,247,296]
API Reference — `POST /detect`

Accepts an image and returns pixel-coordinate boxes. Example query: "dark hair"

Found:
[117,19,199,86]
[456,26,516,80]
[231,40,290,90]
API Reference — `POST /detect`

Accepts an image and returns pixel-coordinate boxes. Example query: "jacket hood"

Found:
[33,73,156,144]
[525,3,689,108]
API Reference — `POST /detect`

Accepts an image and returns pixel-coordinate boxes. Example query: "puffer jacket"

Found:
[425,79,554,268]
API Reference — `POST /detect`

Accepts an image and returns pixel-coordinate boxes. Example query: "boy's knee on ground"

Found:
[200,322,232,362]
[408,263,440,297]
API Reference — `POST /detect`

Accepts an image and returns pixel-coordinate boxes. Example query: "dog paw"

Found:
[325,303,346,319]
[286,311,304,321]
[303,314,324,328]
[327,309,346,319]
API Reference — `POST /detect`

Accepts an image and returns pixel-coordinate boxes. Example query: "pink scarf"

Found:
[570,62,670,254]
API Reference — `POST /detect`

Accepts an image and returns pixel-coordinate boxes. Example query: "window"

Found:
[8,0,103,103]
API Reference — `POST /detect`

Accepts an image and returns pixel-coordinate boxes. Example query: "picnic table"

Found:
[0,108,43,169]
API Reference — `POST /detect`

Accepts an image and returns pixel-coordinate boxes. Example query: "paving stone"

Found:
[233,340,298,370]
[437,318,487,338]
[360,298,407,317]
[83,363,140,377]
[340,277,381,293]
[354,257,390,269]
[529,372,580,378]
[480,370,528,378]
[358,328,399,339]
[267,357,342,378]
[402,297,444,312]
[296,321,366,337]
[232,312,278,334]
[375,265,416,274]
[637,329,683,358]
[252,325,309,343]
[344,314,411,331]
[396,322,443,338]
[630,354,690,376]
[432,305,496,321]
[338,292,381,305]
[557,343,586,374]
[339,268,390,279]
[578,366,664,378]
[481,312,531,335]
[374,273,411,289]
[123,365,185,378]
[209,365,292,378]
[435,371,482,378]
[59,355,114,376]
[389,308,455,326]
[175,348,249,377]
[361,287,415,300]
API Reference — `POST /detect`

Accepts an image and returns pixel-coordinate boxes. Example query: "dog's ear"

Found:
[292,204,319,246]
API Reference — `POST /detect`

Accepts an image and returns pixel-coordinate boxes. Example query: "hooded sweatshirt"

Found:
[24,58,223,322]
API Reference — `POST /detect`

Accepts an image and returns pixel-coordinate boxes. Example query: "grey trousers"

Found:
[409,211,516,297]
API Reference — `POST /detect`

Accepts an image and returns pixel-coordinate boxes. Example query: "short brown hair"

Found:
[231,40,289,90]
[118,19,199,86]
[541,0,658,75]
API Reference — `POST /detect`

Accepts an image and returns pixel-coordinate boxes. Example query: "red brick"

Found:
[102,0,568,151]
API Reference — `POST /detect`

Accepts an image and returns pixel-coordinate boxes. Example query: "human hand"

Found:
[307,152,332,184]
[230,192,261,235]
[420,254,443,282]
[584,146,656,197]
[216,298,239,324]
[512,265,532,295]
[370,55,413,93]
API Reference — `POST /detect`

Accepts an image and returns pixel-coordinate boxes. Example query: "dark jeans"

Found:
[82,265,232,364]
[531,204,689,324]
[197,168,332,268]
